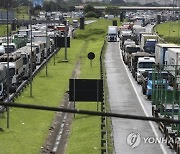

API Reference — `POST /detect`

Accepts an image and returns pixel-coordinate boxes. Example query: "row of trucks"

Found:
[0,25,56,100]
[123,18,180,151]
[119,22,177,100]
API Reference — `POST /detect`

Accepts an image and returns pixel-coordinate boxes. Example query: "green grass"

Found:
[16,6,29,20]
[156,21,180,44]
[0,39,84,154]
[0,25,12,37]
[65,18,114,154]
[0,25,7,36]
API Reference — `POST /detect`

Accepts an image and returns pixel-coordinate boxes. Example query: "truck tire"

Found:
[147,95,151,100]
[142,86,146,95]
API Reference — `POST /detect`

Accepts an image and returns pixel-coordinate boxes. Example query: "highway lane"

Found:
[105,41,175,154]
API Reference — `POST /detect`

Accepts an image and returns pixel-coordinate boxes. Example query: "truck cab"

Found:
[124,44,140,66]
[107,26,118,42]
[144,39,157,54]
[141,71,170,99]
[136,57,155,84]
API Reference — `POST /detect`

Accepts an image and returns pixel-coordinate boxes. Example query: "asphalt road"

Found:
[104,41,175,154]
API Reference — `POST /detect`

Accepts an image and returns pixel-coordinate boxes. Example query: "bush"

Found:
[164,36,180,44]
[85,11,98,18]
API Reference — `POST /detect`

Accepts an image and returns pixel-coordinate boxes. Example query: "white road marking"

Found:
[118,43,168,154]
[52,101,71,152]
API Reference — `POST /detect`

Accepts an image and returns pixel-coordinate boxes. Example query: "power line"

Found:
[0,102,180,124]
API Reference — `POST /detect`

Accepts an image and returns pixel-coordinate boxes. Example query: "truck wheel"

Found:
[147,95,151,100]
[142,87,146,95]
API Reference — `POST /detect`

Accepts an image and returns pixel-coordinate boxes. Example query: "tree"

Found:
[105,6,119,16]
[84,4,95,14]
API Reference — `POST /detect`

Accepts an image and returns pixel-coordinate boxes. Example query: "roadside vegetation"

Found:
[155,21,180,44]
[65,18,120,154]
[0,18,120,154]
[16,6,29,20]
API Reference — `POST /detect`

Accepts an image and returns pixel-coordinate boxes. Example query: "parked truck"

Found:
[2,43,17,53]
[136,57,155,84]
[130,52,155,79]
[0,53,23,92]
[164,48,180,88]
[0,65,7,100]
[72,19,78,28]
[26,41,45,65]
[33,34,50,59]
[140,34,158,53]
[123,44,140,66]
[155,43,180,66]
[107,26,118,42]
[132,25,146,43]
[14,46,37,79]
[141,71,169,99]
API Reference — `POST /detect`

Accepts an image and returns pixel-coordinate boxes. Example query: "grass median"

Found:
[155,21,180,44]
[65,18,117,154]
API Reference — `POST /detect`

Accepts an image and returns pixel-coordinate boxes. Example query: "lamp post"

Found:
[63,21,68,62]
[53,14,55,66]
[6,3,10,129]
[45,12,48,76]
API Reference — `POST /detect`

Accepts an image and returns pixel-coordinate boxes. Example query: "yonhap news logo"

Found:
[127,132,180,149]
[126,132,141,148]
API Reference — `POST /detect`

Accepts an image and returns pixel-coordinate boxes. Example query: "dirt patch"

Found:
[41,60,81,154]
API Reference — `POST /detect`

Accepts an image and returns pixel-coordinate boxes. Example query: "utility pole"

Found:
[63,21,68,62]
[53,14,55,66]
[45,12,48,76]
[6,3,10,129]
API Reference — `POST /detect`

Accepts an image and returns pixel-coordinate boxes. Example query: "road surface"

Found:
[104,41,175,154]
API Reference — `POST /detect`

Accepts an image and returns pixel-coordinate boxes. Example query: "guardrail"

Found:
[100,40,108,154]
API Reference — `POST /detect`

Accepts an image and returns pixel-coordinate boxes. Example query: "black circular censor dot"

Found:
[88,52,95,60]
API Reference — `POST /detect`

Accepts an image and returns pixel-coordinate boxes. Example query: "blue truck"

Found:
[141,71,170,99]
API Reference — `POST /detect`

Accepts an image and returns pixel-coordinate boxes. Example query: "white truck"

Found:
[132,25,146,42]
[0,65,7,100]
[18,29,31,41]
[72,19,78,28]
[26,41,45,65]
[0,45,5,56]
[2,43,17,53]
[107,26,118,42]
[14,46,37,79]
[0,53,23,92]
[140,34,158,53]
[155,43,180,66]
[164,48,180,81]
[136,57,155,84]
[33,34,50,58]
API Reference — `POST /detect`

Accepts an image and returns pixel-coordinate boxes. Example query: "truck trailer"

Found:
[0,65,7,100]
[155,43,180,66]
[140,34,158,53]
[0,53,23,92]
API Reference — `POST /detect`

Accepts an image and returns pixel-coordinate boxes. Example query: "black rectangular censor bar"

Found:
[69,79,103,102]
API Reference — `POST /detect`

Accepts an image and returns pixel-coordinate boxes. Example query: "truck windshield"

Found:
[5,46,15,53]
[109,34,116,36]
[138,62,155,68]
[9,68,15,77]
[126,47,140,53]
[145,46,155,53]
[23,57,28,64]
[149,73,169,80]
